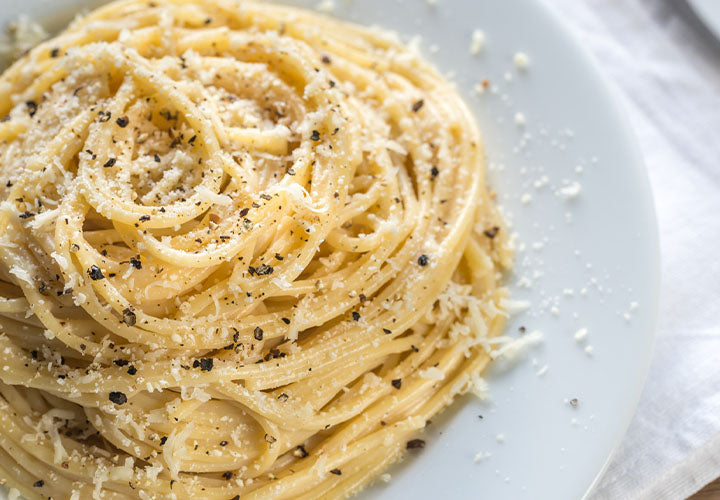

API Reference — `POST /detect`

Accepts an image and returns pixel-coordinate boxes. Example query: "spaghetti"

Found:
[0,0,512,498]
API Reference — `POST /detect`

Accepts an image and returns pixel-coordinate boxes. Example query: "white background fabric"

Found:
[544,1,720,499]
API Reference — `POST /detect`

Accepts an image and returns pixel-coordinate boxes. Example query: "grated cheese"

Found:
[8,265,32,285]
[500,298,531,316]
[469,29,486,55]
[490,330,543,361]
[574,328,588,343]
[316,0,334,12]
[418,366,445,381]
[558,181,582,200]
[469,372,490,400]
[513,51,530,69]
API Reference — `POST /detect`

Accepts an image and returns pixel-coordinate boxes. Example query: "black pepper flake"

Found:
[329,469,342,476]
[204,17,212,24]
[253,327,264,341]
[159,109,178,121]
[351,311,360,321]
[519,326,526,334]
[430,166,439,179]
[569,398,579,408]
[383,328,392,334]
[127,365,137,375]
[87,265,105,280]
[154,153,161,163]
[274,253,284,261]
[406,439,425,450]
[238,207,250,217]
[50,47,60,58]
[260,193,272,201]
[281,317,290,325]
[30,350,38,359]
[158,435,168,446]
[255,264,274,276]
[483,226,500,239]
[33,480,44,488]
[98,110,112,122]
[189,135,197,144]
[232,496,240,500]
[264,433,276,444]
[417,254,429,267]
[310,130,320,141]
[321,54,332,64]
[103,158,116,168]
[122,308,136,326]
[295,445,309,458]
[412,100,424,112]
[139,215,151,222]
[109,391,128,405]
[287,167,296,175]
[220,440,228,446]
[277,393,289,402]
[222,471,233,480]
[129,256,142,269]
[113,359,129,367]
[116,116,129,127]
[26,101,38,117]
[18,211,35,219]
[391,378,402,389]
[193,358,213,371]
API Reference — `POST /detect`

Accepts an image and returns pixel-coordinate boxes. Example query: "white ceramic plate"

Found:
[688,0,720,41]
[0,1,660,498]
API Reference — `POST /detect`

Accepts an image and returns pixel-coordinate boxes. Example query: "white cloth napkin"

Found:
[543,0,720,498]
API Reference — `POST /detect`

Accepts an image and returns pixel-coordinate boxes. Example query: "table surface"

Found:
[691,478,720,499]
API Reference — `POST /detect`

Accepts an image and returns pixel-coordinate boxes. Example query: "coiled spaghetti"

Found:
[0,1,512,498]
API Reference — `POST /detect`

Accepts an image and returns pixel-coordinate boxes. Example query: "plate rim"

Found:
[535,0,662,495]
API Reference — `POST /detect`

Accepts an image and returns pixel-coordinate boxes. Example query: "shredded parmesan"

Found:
[491,330,543,361]
[418,366,445,381]
[469,29,486,55]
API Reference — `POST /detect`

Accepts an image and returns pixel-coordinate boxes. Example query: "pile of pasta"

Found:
[0,0,512,498]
